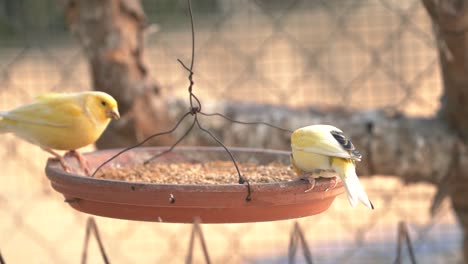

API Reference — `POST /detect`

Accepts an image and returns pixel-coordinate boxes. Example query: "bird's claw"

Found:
[65,150,91,176]
[325,177,339,192]
[52,156,73,173]
[300,173,316,192]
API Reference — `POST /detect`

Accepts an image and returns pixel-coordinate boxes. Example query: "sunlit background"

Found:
[0,0,461,263]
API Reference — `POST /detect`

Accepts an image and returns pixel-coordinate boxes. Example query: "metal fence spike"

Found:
[81,217,111,264]
[288,221,313,264]
[0,250,5,264]
[186,217,211,264]
[394,221,417,264]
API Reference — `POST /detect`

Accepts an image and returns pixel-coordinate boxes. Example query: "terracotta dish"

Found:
[45,147,345,223]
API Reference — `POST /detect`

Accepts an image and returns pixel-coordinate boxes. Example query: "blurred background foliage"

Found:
[0,0,462,263]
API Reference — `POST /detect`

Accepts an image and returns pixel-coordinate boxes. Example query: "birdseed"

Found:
[94,161,297,184]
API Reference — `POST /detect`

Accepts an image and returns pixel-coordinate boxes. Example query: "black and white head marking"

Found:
[330,130,362,161]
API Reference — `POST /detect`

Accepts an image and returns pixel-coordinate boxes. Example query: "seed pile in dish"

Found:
[94,161,296,184]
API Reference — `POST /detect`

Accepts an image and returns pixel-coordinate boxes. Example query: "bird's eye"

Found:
[101,101,107,106]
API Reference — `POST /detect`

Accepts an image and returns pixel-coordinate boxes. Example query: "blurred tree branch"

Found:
[422,0,468,261]
[167,99,459,184]
[63,0,171,148]
[63,0,468,261]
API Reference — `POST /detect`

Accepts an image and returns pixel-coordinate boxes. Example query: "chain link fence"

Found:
[0,0,461,263]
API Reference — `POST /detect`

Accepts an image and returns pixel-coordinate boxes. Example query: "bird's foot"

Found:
[51,156,73,173]
[300,173,316,192]
[65,150,91,176]
[43,148,73,173]
[325,177,339,192]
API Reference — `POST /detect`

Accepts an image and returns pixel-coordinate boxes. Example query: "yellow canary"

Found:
[0,91,120,174]
[291,125,374,209]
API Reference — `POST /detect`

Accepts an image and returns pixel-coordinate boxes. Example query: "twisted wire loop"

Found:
[91,0,291,202]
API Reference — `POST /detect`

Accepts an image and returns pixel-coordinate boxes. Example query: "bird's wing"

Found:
[329,130,362,161]
[1,97,83,127]
[35,92,66,101]
[291,128,359,160]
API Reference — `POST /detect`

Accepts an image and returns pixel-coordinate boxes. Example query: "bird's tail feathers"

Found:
[340,163,374,209]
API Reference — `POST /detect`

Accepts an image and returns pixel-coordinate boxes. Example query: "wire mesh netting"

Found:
[0,0,461,263]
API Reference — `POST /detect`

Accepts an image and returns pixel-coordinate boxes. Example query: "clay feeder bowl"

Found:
[45,147,345,223]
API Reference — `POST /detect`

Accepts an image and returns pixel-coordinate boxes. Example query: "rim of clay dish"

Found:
[45,146,345,223]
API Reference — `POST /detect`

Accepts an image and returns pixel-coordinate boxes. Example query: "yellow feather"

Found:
[290,125,374,209]
[36,92,67,101]
[0,91,119,151]
[291,125,353,159]
[291,150,331,172]
[291,128,322,147]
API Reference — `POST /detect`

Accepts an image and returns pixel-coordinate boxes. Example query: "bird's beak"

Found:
[107,108,120,120]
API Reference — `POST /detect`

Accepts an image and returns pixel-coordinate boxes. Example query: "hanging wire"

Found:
[194,116,251,195]
[90,0,293,201]
[161,5,253,197]
[91,111,192,177]
[81,217,110,264]
[199,111,293,133]
[143,116,197,165]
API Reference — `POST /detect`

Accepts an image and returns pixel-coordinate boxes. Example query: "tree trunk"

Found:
[422,0,468,261]
[64,0,170,148]
[63,0,466,260]
[166,100,460,184]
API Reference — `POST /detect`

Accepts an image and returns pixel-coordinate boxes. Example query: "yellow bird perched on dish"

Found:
[290,125,374,209]
[0,91,120,175]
